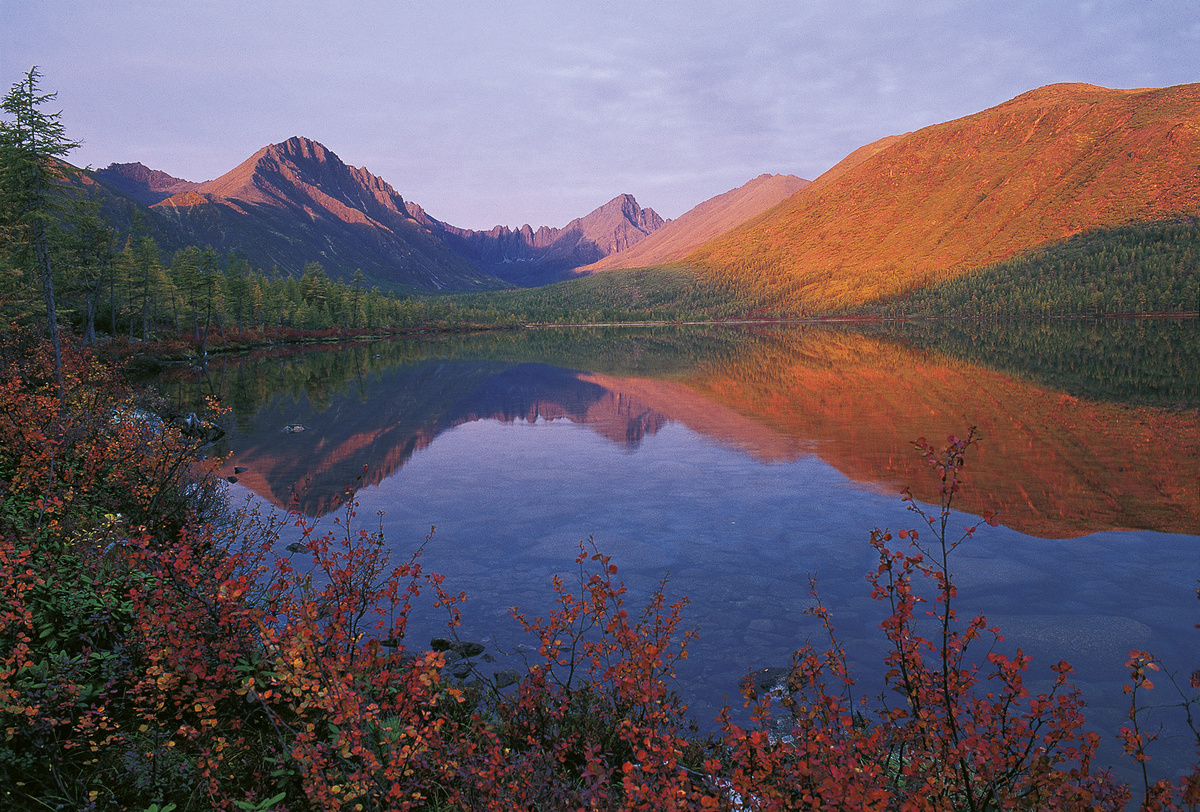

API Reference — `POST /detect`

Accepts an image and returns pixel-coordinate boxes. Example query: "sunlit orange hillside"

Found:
[684,83,1200,312]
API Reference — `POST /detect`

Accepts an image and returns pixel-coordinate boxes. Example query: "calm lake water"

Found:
[159,319,1200,783]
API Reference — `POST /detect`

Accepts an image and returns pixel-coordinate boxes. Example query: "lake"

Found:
[157,319,1200,784]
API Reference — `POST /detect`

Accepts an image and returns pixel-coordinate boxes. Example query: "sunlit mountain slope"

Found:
[684,83,1200,312]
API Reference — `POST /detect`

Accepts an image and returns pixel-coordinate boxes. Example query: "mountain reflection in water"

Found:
[155,322,1199,783]
[159,323,1199,539]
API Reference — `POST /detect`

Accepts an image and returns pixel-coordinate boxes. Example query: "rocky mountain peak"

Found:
[93,162,200,205]
[169,136,410,226]
[100,161,191,188]
[592,192,665,233]
[413,192,669,286]
[564,194,666,255]
[268,135,332,162]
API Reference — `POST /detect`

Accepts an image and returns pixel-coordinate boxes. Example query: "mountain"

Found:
[408,193,667,286]
[578,173,809,272]
[684,82,1200,313]
[88,138,665,290]
[129,137,504,290]
[92,162,200,206]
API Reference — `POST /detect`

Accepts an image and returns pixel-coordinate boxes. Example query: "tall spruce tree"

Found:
[0,67,80,390]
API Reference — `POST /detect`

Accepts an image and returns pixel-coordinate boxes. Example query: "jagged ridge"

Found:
[93,162,200,206]
[94,137,673,290]
[408,193,668,286]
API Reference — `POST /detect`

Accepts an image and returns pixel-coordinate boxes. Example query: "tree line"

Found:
[0,191,459,348]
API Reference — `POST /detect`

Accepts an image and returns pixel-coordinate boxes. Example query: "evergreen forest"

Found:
[845,220,1200,320]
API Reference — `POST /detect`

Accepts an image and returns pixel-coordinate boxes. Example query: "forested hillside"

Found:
[845,220,1200,318]
[1,232,457,342]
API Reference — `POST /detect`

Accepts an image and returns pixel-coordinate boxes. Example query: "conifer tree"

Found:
[0,67,80,391]
[61,197,118,345]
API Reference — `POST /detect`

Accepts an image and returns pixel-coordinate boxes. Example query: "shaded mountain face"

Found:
[408,193,667,286]
[685,82,1200,312]
[60,169,183,250]
[142,136,504,290]
[92,162,200,206]
[579,173,809,273]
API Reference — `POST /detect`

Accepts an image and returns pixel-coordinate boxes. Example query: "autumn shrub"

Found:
[0,323,713,809]
[1120,631,1200,809]
[440,542,714,810]
[0,326,447,809]
[0,326,233,809]
[103,496,717,810]
[714,430,1198,811]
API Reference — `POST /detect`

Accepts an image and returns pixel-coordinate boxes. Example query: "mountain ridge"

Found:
[407,192,668,286]
[91,137,676,290]
[82,80,1199,308]
[90,137,498,290]
[93,162,200,206]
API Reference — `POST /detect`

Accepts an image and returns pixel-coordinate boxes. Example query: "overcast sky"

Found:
[3,0,1198,230]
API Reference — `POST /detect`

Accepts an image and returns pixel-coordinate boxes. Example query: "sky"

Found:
[3,1,1199,231]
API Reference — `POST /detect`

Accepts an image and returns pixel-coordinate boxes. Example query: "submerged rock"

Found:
[739,666,793,700]
[444,660,474,680]
[431,637,486,658]
[458,641,486,657]
[172,412,225,443]
[493,669,520,690]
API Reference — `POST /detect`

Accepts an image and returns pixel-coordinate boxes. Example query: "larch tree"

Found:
[61,197,118,346]
[0,67,81,392]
